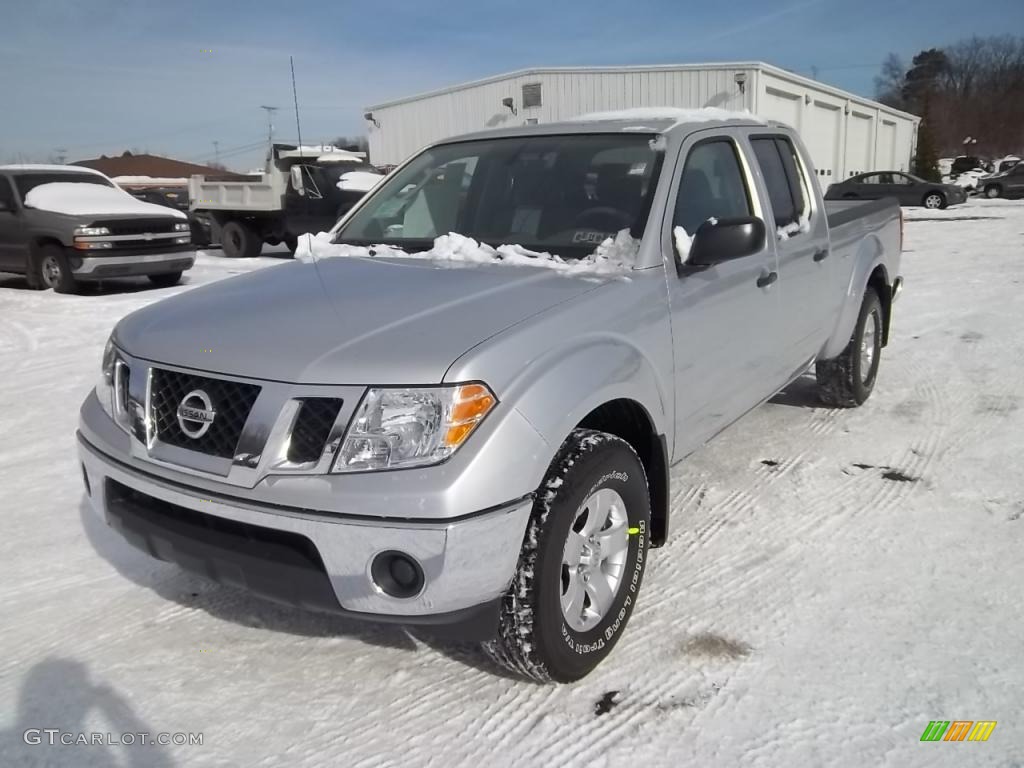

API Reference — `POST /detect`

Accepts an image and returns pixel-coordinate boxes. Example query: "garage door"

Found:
[877,120,897,170]
[761,87,802,130]
[804,101,842,182]
[844,111,873,178]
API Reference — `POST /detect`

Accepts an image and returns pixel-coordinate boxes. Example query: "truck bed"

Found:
[189,176,283,212]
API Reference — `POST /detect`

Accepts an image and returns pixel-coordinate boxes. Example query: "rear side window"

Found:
[751,137,807,228]
[674,140,751,236]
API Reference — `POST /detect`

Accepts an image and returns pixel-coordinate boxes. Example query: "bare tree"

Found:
[876,37,1024,157]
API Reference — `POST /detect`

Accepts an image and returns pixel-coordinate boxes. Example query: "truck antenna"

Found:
[290,56,308,258]
[290,57,304,161]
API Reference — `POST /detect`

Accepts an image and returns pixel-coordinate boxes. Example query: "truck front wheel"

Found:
[220,220,262,258]
[33,244,78,294]
[815,287,883,407]
[484,429,651,682]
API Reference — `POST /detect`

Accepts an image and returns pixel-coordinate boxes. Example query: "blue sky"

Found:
[2,0,1022,171]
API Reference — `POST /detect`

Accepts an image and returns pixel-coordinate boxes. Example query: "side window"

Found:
[751,136,808,229]
[0,178,15,210]
[674,140,751,237]
[859,174,879,184]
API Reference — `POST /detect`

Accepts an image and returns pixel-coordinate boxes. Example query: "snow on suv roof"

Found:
[0,164,106,175]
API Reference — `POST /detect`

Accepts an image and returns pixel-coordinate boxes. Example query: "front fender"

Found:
[507,333,668,470]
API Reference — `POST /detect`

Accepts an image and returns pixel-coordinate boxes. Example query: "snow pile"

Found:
[777,213,810,241]
[24,182,187,218]
[335,171,384,193]
[296,229,641,275]
[570,107,756,128]
[673,226,693,263]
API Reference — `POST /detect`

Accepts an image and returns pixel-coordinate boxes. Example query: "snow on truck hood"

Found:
[114,254,609,385]
[23,182,186,218]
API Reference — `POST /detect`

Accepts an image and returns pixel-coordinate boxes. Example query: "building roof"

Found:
[72,152,247,182]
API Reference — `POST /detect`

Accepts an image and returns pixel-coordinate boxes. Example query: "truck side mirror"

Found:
[290,165,305,196]
[687,216,766,267]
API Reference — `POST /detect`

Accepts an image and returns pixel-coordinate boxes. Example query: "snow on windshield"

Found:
[295,228,641,276]
[24,182,187,218]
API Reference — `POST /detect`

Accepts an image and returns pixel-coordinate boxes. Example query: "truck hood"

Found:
[115,257,605,384]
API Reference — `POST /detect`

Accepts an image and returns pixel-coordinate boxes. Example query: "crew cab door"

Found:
[663,132,782,455]
[749,134,835,367]
[0,176,26,272]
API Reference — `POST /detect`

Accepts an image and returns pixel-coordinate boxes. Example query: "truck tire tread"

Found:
[815,287,883,407]
[483,428,650,683]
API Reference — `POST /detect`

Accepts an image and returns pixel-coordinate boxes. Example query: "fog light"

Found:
[370,551,424,598]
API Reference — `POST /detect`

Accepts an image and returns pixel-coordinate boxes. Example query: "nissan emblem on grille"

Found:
[176,389,217,438]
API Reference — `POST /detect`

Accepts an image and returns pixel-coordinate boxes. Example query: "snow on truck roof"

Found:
[436,107,766,146]
[0,164,106,175]
[568,106,759,127]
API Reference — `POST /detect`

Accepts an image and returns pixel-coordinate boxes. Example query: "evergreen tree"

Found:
[913,100,941,182]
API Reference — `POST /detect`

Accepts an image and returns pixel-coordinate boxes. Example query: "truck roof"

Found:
[0,164,106,175]
[432,107,768,147]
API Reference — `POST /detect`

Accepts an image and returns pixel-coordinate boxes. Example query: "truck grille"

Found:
[150,368,260,459]
[106,218,178,236]
[287,398,344,464]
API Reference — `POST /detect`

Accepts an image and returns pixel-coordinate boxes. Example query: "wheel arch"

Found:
[820,234,893,360]
[503,337,672,546]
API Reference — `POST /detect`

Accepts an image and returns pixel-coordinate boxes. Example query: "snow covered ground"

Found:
[1,199,1023,767]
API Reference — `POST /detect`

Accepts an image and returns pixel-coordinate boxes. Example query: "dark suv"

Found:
[982,163,1024,199]
[0,165,195,293]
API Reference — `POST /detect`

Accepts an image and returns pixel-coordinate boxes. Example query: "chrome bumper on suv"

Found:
[77,351,540,636]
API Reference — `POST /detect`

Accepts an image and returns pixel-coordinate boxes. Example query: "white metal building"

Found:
[364,62,920,182]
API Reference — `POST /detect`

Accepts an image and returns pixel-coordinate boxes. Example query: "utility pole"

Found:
[55,147,67,164]
[259,105,279,155]
[213,140,220,165]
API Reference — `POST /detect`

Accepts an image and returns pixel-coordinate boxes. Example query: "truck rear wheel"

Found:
[221,220,261,258]
[815,287,883,407]
[483,429,651,682]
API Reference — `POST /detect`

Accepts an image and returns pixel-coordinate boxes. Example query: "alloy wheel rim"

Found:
[860,310,878,383]
[925,194,942,209]
[560,487,630,632]
[41,255,61,287]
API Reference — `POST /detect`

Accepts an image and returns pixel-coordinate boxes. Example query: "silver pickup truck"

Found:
[78,112,902,682]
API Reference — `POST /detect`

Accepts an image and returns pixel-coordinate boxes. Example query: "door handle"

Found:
[756,271,778,288]
[813,248,829,262]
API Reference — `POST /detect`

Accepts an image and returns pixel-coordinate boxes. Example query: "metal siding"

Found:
[845,110,874,178]
[366,64,918,171]
[804,99,844,181]
[878,120,897,169]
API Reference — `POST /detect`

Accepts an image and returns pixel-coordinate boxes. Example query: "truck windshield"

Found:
[15,173,113,198]
[334,134,662,259]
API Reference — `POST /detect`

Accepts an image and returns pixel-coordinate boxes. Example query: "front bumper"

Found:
[78,432,531,637]
[70,248,196,280]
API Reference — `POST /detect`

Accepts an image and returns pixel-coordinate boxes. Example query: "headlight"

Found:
[333,383,496,472]
[75,225,110,236]
[173,222,190,232]
[97,337,117,418]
